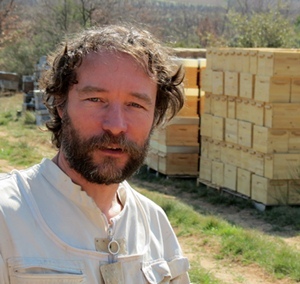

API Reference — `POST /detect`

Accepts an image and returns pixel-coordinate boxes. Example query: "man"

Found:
[0,25,190,283]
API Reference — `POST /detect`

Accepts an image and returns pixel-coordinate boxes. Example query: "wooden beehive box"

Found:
[257,50,300,77]
[227,96,236,119]
[254,76,291,103]
[175,58,199,88]
[225,118,238,144]
[177,88,200,117]
[288,180,300,205]
[156,116,199,146]
[252,126,288,154]
[211,160,224,186]
[212,71,224,95]
[224,71,239,97]
[291,77,300,103]
[224,164,237,191]
[251,175,289,205]
[238,120,252,148]
[288,130,300,152]
[249,49,258,74]
[158,151,199,176]
[237,168,252,197]
[145,149,159,171]
[199,156,212,182]
[208,139,222,161]
[203,93,211,114]
[248,101,264,126]
[264,103,300,129]
[211,95,227,118]
[220,143,241,168]
[201,113,212,138]
[264,153,300,180]
[239,73,254,99]
[211,115,224,141]
[201,69,212,93]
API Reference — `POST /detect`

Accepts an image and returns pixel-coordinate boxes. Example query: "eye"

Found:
[87,98,103,103]
[128,102,144,109]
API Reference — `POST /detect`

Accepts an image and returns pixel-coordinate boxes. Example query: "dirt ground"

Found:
[1,160,299,283]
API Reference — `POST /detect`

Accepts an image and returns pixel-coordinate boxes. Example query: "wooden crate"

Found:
[206,48,213,70]
[237,168,252,197]
[212,71,224,95]
[264,153,300,180]
[288,180,300,205]
[224,49,237,72]
[291,77,300,103]
[211,116,224,141]
[236,99,251,122]
[257,50,300,77]
[254,76,290,103]
[201,69,212,93]
[220,143,241,167]
[247,151,264,176]
[239,73,254,99]
[199,90,206,116]
[199,156,212,182]
[253,125,288,154]
[157,117,200,146]
[251,175,289,205]
[249,50,258,75]
[211,160,224,186]
[224,164,237,191]
[224,71,239,97]
[201,113,212,137]
[150,141,199,154]
[178,88,199,117]
[248,101,264,126]
[227,96,236,119]
[208,139,222,161]
[225,118,238,144]
[203,93,211,114]
[264,103,300,129]
[211,48,226,71]
[211,95,227,118]
[288,130,300,152]
[145,149,159,171]
[158,152,199,176]
[176,58,199,88]
[240,49,251,73]
[238,120,252,148]
[201,136,210,158]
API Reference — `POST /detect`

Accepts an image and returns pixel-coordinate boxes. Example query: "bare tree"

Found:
[0,0,16,45]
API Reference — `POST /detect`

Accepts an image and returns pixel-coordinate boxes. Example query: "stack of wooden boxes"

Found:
[199,48,300,205]
[145,58,206,176]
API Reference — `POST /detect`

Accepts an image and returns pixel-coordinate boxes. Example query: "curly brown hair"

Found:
[40,24,185,148]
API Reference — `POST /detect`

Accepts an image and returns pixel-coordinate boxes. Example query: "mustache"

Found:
[84,131,147,155]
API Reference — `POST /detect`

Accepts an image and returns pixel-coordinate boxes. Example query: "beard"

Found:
[60,111,150,185]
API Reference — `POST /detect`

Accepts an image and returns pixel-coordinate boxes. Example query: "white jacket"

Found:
[0,159,190,283]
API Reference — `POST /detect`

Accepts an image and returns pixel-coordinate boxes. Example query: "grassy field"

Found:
[1,93,300,283]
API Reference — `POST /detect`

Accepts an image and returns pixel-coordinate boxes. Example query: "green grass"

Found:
[0,94,56,170]
[136,186,300,282]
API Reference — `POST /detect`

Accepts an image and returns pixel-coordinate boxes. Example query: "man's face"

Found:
[59,51,157,185]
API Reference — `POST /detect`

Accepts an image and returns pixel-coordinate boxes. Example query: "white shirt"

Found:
[0,159,190,283]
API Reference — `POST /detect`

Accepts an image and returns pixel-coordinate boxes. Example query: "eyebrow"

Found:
[77,86,106,97]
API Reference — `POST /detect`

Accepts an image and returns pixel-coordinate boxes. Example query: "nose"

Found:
[102,103,127,136]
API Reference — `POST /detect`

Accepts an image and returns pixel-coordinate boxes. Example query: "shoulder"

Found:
[122,181,170,222]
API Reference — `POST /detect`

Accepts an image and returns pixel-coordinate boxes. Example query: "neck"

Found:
[52,152,123,221]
